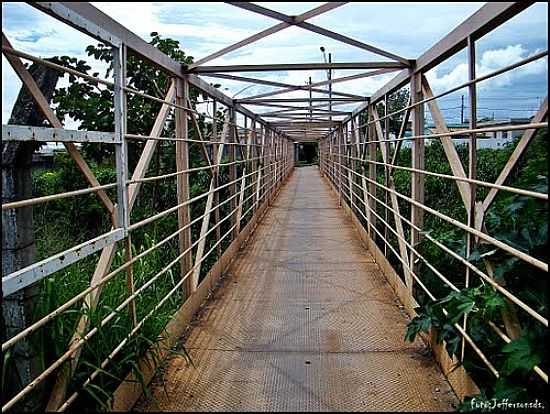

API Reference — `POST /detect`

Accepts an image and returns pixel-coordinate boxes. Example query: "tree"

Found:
[49,32,224,211]
[51,32,218,168]
[358,87,410,138]
[377,88,410,137]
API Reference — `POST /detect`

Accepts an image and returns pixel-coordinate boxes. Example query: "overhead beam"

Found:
[262,113,348,119]
[190,2,347,68]
[238,97,367,103]
[242,68,399,101]
[27,2,275,133]
[201,68,397,90]
[270,121,339,127]
[260,108,349,116]
[244,86,365,100]
[31,2,179,74]
[190,61,406,73]
[244,101,356,110]
[227,2,410,65]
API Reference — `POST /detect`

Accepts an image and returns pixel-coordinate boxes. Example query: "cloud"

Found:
[426,44,548,94]
[2,2,547,125]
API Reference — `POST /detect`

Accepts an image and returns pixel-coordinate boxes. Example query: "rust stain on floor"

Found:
[135,166,458,412]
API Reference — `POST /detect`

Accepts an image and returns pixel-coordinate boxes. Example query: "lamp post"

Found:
[320,46,332,122]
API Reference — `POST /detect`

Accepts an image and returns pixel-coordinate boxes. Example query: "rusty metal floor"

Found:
[135,166,458,412]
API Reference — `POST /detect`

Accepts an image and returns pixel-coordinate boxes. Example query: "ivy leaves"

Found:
[500,331,544,375]
[404,299,463,357]
[404,305,433,342]
[405,285,506,358]
[406,283,547,409]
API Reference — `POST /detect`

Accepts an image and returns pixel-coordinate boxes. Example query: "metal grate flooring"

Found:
[135,166,458,412]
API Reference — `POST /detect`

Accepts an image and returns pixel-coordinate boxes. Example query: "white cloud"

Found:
[2,3,548,125]
[426,44,548,94]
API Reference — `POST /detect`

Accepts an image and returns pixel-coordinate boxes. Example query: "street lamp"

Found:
[320,46,332,122]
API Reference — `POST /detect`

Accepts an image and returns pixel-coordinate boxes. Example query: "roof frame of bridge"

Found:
[3,4,548,410]
[29,2,534,139]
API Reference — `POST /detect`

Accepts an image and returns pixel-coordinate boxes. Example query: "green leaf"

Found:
[500,335,542,375]
[405,314,432,343]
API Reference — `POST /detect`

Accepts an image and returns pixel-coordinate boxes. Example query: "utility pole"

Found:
[320,47,332,123]
[461,94,464,124]
[308,76,312,122]
[328,52,332,123]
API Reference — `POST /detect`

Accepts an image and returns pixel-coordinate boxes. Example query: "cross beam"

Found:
[189,2,347,68]
[189,61,406,73]
[226,2,410,65]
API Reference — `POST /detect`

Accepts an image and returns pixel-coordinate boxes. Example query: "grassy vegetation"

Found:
[5,141,254,410]
[378,129,548,407]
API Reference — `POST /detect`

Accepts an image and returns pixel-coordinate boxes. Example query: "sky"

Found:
[2,2,548,127]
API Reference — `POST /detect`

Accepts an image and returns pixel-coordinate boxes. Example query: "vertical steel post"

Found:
[328,52,332,123]
[113,44,136,326]
[462,35,477,360]
[410,69,425,295]
[229,108,238,240]
[367,105,377,241]
[212,100,222,259]
[384,94,390,258]
[175,76,193,297]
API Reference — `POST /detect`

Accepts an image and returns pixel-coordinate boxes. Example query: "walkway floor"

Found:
[135,166,458,412]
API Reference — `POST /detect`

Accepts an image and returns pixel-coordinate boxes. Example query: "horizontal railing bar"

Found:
[337,122,548,145]
[128,161,282,231]
[344,167,545,381]
[336,161,548,325]
[343,176,461,292]
[123,86,276,134]
[345,154,548,201]
[335,177,499,377]
[127,156,265,184]
[57,172,284,410]
[125,134,263,146]
[2,229,125,297]
[1,170,260,351]
[1,45,115,87]
[2,125,117,144]
[2,183,118,210]
[1,165,288,411]
[341,161,548,272]
[0,46,290,139]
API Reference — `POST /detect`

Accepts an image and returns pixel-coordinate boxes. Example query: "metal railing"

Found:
[2,1,548,411]
[319,38,548,388]
[1,5,294,411]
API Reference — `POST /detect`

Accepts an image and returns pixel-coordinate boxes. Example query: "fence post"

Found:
[113,44,136,326]
[462,35,478,360]
[383,94,390,258]
[211,100,222,260]
[367,105,377,241]
[229,108,238,240]
[410,68,425,295]
[175,76,193,298]
[0,59,60,411]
